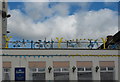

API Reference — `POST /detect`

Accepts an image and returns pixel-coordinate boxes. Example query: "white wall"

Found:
[2,55,118,80]
[2,49,119,55]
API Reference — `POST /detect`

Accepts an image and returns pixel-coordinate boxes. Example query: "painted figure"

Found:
[3,35,12,48]
[56,37,63,48]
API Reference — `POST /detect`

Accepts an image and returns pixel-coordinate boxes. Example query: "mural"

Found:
[4,35,110,49]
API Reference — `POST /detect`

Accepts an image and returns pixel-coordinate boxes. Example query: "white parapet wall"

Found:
[2,49,119,55]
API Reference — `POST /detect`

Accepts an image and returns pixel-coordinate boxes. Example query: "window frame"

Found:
[29,67,46,80]
[77,67,92,80]
[54,68,69,73]
[77,67,92,72]
[3,68,11,80]
[100,67,114,72]
[30,68,45,73]
[100,66,115,80]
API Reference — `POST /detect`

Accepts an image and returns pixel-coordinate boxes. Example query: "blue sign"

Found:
[15,68,26,81]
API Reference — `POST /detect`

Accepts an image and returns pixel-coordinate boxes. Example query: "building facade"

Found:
[2,49,119,81]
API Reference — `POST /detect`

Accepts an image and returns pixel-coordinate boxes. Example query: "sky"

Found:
[7,2,119,41]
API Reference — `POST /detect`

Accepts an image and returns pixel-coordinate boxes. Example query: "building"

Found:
[98,31,120,49]
[0,0,120,81]
[0,0,8,81]
[2,49,119,81]
[0,0,10,48]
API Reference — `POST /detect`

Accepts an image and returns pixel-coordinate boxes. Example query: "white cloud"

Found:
[24,2,69,21]
[75,9,118,39]
[24,2,54,21]
[8,3,118,41]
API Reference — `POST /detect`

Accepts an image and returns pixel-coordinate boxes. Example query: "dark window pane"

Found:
[86,68,92,71]
[100,72,114,80]
[108,67,114,71]
[62,68,69,71]
[3,68,11,80]
[78,68,84,71]
[32,73,45,80]
[3,73,10,80]
[30,68,36,72]
[78,72,92,80]
[2,2,5,8]
[4,68,10,72]
[38,68,45,72]
[54,68,61,72]
[54,73,69,80]
[100,67,106,71]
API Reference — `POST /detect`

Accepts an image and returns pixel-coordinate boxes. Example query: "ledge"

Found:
[1,48,120,50]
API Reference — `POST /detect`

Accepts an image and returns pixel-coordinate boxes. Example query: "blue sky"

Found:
[7,2,118,40]
[8,2,118,13]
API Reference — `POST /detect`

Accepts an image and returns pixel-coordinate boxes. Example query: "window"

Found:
[30,68,37,72]
[54,72,69,80]
[100,67,114,80]
[32,73,45,80]
[29,61,46,80]
[38,68,45,72]
[2,2,5,8]
[54,68,69,72]
[54,68,61,72]
[78,72,92,80]
[53,61,69,80]
[3,68,11,80]
[100,67,106,71]
[108,67,114,71]
[77,67,92,80]
[30,68,45,80]
[86,67,92,71]
[99,61,115,80]
[54,68,69,80]
[2,62,11,80]
[100,67,114,72]
[77,67,84,71]
[77,61,92,80]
